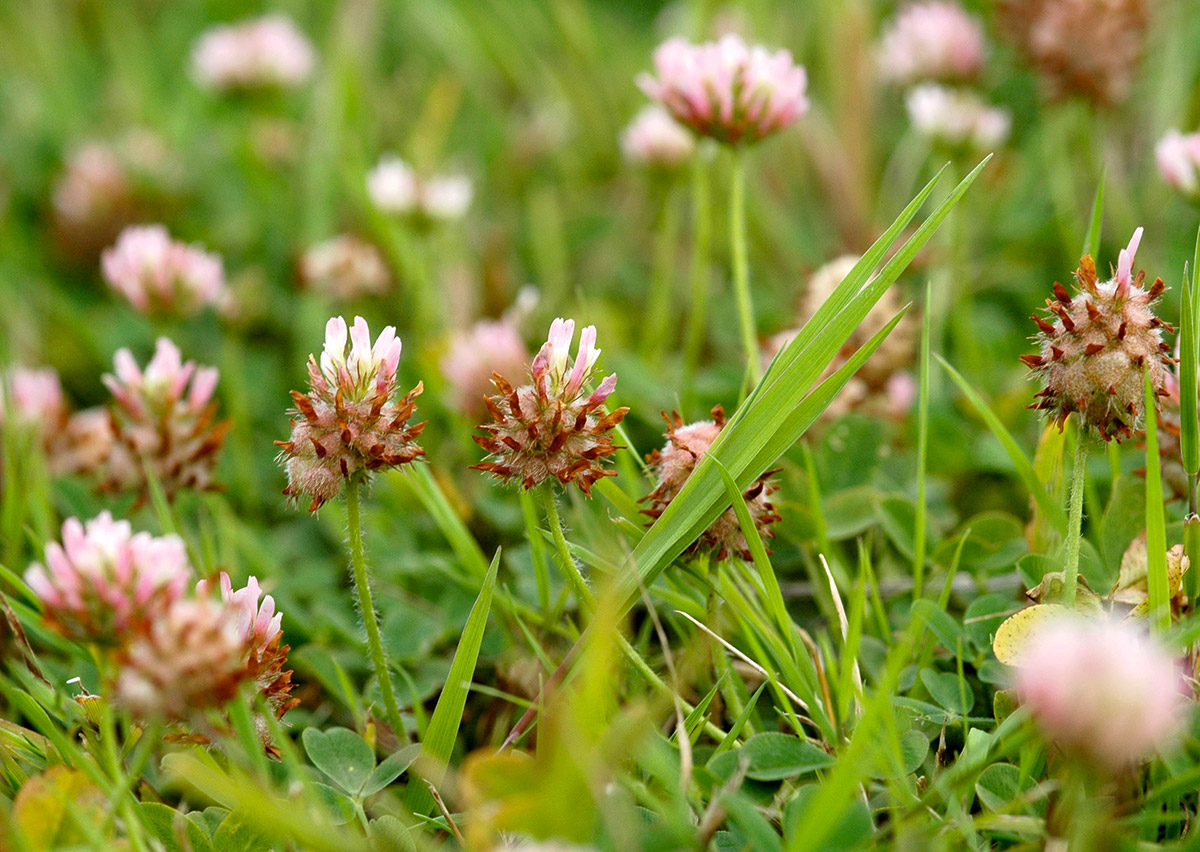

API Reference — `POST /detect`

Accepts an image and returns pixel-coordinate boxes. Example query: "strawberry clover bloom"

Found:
[1156,130,1200,200]
[102,224,226,316]
[191,14,315,92]
[472,318,627,495]
[620,106,696,169]
[367,156,472,224]
[638,34,808,146]
[1013,614,1187,771]
[25,512,192,644]
[277,316,425,511]
[878,2,986,86]
[101,338,228,499]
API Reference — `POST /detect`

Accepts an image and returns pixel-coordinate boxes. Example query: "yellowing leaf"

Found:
[992,604,1071,667]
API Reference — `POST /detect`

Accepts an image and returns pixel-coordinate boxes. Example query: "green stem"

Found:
[519,488,553,619]
[345,477,408,740]
[729,151,760,386]
[540,486,593,611]
[913,280,931,599]
[1062,431,1090,609]
[645,182,681,363]
[683,154,712,406]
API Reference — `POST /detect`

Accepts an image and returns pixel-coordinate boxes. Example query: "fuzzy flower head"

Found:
[472,318,628,495]
[191,14,315,92]
[638,34,809,146]
[1156,130,1200,201]
[441,318,531,417]
[24,512,192,644]
[1023,228,1173,442]
[277,316,425,511]
[997,0,1148,106]
[102,225,226,316]
[906,84,1010,151]
[52,144,131,238]
[1013,614,1187,771]
[299,235,390,301]
[196,572,298,720]
[101,338,228,500]
[367,156,473,225]
[115,597,249,722]
[0,366,66,436]
[620,106,697,170]
[642,407,780,560]
[878,1,986,86]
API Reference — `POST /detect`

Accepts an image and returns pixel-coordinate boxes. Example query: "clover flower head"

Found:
[1014,613,1187,771]
[115,597,248,722]
[620,106,696,169]
[25,512,192,644]
[638,34,808,145]
[367,156,473,223]
[299,235,390,301]
[101,224,226,316]
[997,0,1148,106]
[277,316,424,511]
[1023,227,1173,442]
[905,84,1010,150]
[196,571,298,720]
[878,1,985,86]
[472,318,627,494]
[101,338,227,499]
[1156,130,1200,200]
[441,317,531,417]
[191,14,315,92]
[641,407,780,559]
[0,366,66,435]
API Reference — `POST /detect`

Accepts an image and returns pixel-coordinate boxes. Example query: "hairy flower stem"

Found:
[683,156,712,405]
[345,477,408,740]
[1062,432,1090,608]
[730,152,760,386]
[541,487,594,612]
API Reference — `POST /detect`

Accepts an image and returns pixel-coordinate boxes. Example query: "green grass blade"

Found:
[1144,374,1169,634]
[1183,230,1200,480]
[937,354,1068,533]
[914,279,932,597]
[405,548,501,812]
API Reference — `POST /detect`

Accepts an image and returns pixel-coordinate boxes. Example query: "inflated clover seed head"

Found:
[276,316,425,511]
[641,406,781,561]
[471,318,628,495]
[1022,228,1174,442]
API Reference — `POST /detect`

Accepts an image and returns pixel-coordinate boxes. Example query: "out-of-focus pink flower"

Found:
[102,225,226,316]
[101,338,227,500]
[620,106,696,169]
[194,570,298,720]
[441,318,530,417]
[472,318,627,495]
[196,571,283,657]
[885,372,919,418]
[638,34,808,146]
[367,156,472,223]
[1013,614,1188,771]
[0,366,66,434]
[47,407,115,478]
[299,235,390,301]
[191,14,315,92]
[878,2,985,86]
[24,512,192,644]
[115,597,248,721]
[1156,130,1200,200]
[906,84,1010,150]
[52,144,130,228]
[278,316,425,511]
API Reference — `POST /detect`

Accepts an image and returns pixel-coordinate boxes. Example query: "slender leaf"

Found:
[405,548,501,812]
[1144,374,1169,634]
[938,355,1068,532]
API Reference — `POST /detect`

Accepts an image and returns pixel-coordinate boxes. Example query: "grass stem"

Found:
[1062,430,1089,609]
